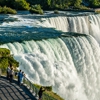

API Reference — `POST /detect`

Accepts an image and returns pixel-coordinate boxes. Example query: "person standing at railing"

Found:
[38,86,45,100]
[15,70,25,85]
[9,67,14,83]
[6,65,11,80]
[20,71,25,85]
[17,70,22,85]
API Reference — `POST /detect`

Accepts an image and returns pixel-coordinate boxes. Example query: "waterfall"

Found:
[0,35,100,100]
[89,14,100,44]
[0,12,100,100]
[62,36,100,100]
[41,14,100,44]
[45,16,89,34]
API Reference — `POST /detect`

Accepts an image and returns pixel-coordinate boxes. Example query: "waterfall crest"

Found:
[41,14,100,44]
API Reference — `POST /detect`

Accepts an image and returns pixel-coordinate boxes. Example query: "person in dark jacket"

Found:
[38,86,45,100]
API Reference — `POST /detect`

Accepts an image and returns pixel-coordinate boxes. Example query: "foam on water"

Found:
[0,36,100,100]
[0,12,100,100]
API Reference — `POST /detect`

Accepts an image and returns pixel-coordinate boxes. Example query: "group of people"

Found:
[7,65,45,100]
[17,69,25,85]
[7,65,25,85]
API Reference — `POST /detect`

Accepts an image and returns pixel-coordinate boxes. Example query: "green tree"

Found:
[88,0,100,7]
[74,0,82,8]
[0,48,19,72]
[14,0,30,10]
[29,4,44,14]
[92,0,100,6]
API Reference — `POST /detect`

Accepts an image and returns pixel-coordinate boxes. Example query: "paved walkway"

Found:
[0,76,37,100]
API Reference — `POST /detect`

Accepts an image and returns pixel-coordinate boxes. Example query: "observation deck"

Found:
[0,76,37,100]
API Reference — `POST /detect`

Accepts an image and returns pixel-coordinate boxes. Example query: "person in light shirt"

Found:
[6,65,11,80]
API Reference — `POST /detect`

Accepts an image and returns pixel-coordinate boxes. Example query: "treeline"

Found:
[26,0,100,9]
[0,0,100,14]
[27,0,83,10]
[0,0,30,10]
[0,0,100,10]
[84,0,100,8]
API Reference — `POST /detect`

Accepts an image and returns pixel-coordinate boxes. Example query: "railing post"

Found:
[30,81,31,90]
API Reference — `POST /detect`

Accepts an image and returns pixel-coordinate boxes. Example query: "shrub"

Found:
[43,86,52,91]
[29,4,44,15]
[34,84,64,100]
[0,6,17,14]
[0,48,19,73]
[14,0,30,10]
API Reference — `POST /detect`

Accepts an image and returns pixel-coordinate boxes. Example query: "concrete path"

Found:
[0,76,37,100]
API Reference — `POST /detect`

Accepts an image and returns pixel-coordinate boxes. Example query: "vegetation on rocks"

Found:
[34,84,64,100]
[0,0,30,11]
[0,48,19,72]
[0,0,99,14]
[13,0,30,10]
[29,4,44,14]
[0,6,17,14]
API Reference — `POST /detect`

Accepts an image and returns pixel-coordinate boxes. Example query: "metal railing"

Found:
[23,76,57,100]
[0,68,57,100]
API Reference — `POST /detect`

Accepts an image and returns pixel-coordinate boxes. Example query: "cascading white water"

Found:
[2,14,100,44]
[63,36,100,100]
[44,16,89,34]
[42,14,100,44]
[1,35,100,100]
[0,12,100,100]
[89,14,100,44]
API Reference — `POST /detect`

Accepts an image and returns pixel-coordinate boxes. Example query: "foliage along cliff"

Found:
[0,48,19,72]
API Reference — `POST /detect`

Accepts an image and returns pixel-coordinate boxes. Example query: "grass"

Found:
[44,90,64,100]
[34,84,64,100]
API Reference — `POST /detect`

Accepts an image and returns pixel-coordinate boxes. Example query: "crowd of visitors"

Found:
[6,65,45,100]
[6,65,25,85]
